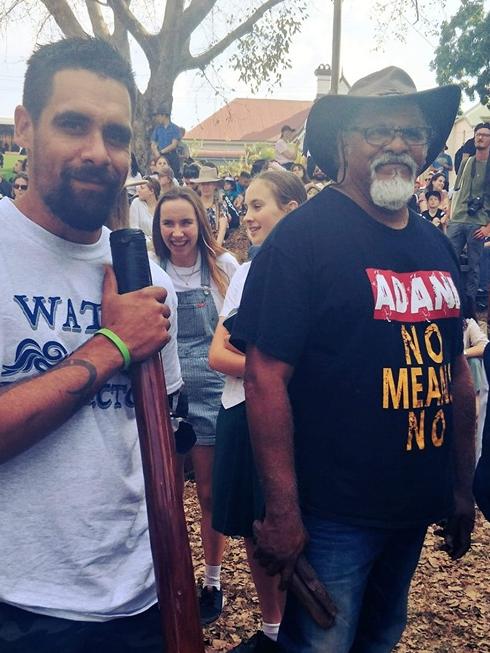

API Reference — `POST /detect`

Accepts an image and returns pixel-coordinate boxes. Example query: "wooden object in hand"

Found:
[110,228,204,653]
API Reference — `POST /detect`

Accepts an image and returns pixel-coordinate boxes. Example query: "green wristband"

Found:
[96,328,131,371]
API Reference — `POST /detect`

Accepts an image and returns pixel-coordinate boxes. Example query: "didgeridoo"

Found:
[110,229,204,653]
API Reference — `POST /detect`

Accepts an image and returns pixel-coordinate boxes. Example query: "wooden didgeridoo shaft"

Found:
[110,229,205,653]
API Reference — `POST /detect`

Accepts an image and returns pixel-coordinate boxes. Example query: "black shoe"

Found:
[198,585,224,625]
[231,631,280,652]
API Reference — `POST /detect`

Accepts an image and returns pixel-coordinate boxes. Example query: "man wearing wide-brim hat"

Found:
[231,67,475,652]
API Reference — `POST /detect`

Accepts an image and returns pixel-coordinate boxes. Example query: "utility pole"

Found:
[330,0,342,94]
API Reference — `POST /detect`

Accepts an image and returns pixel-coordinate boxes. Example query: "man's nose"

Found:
[81,130,111,165]
[384,132,410,152]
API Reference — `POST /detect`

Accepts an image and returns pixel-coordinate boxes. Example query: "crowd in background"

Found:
[0,35,489,653]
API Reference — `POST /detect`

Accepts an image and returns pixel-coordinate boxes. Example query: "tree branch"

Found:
[181,0,216,40]
[39,0,86,37]
[181,0,286,70]
[106,0,157,61]
[86,0,111,39]
[161,0,183,29]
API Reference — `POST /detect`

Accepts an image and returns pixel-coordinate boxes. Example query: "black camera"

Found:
[467,196,484,216]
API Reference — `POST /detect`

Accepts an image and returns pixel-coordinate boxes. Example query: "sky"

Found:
[0,0,486,129]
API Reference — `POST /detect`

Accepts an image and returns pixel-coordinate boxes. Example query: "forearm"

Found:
[216,218,227,247]
[451,355,476,502]
[0,335,123,463]
[209,326,245,377]
[160,140,177,154]
[244,352,300,518]
[464,342,487,358]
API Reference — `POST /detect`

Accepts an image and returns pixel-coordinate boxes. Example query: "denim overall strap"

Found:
[162,254,224,443]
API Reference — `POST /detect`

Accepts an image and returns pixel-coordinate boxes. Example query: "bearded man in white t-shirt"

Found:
[0,37,182,652]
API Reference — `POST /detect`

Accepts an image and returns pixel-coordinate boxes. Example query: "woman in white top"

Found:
[129,176,161,243]
[152,186,238,624]
[209,170,307,650]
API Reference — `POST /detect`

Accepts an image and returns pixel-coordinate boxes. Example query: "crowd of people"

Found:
[0,35,489,653]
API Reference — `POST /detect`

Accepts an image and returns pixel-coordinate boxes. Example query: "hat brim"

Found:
[304,85,461,180]
[191,177,223,184]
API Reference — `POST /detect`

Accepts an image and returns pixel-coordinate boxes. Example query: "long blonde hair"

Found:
[152,186,232,298]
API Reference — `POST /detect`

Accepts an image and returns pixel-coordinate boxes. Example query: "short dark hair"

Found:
[281,125,295,136]
[23,37,137,122]
[183,163,200,179]
[239,171,251,179]
[475,122,490,133]
[425,190,441,201]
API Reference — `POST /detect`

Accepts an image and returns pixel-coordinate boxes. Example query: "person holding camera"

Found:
[447,122,490,306]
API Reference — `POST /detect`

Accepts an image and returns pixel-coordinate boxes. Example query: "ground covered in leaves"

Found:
[183,483,490,652]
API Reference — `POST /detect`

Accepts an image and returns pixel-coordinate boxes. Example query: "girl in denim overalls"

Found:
[152,186,238,625]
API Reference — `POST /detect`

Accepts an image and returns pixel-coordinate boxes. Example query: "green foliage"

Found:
[431,0,490,107]
[229,1,308,92]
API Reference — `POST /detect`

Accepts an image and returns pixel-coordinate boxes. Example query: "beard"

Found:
[369,153,417,211]
[43,164,122,232]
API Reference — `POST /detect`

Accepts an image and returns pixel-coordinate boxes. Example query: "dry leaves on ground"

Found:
[184,483,490,652]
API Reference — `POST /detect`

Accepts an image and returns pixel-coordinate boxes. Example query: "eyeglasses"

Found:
[348,125,433,146]
[13,183,28,190]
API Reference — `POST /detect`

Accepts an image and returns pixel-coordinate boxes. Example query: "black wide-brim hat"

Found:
[304,66,461,180]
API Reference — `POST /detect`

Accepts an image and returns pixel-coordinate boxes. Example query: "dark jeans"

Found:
[278,515,427,653]
[446,221,485,300]
[0,602,165,653]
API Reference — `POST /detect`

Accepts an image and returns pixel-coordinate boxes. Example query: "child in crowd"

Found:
[421,190,447,231]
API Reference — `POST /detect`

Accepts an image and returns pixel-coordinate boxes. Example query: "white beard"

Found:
[369,153,417,211]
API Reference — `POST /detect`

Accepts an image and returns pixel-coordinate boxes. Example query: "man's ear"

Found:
[14,105,34,150]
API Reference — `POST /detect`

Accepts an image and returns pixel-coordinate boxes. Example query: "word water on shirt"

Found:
[1,294,134,411]
[367,268,461,453]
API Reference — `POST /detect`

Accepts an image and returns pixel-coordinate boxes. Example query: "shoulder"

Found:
[0,196,15,216]
[217,251,240,274]
[265,187,351,251]
[230,261,251,289]
[149,260,177,308]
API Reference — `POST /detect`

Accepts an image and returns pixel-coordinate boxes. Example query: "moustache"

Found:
[370,153,418,177]
[64,166,120,188]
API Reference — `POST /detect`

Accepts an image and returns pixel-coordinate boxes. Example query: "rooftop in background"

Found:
[186,98,313,143]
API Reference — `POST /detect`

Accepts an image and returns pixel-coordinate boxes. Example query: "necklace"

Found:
[169,258,200,286]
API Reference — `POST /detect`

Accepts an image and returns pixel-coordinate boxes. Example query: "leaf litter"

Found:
[183,483,490,652]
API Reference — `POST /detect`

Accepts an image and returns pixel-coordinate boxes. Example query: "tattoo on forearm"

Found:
[57,358,98,396]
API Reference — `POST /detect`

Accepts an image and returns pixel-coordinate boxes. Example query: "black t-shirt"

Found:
[422,209,446,229]
[232,188,463,529]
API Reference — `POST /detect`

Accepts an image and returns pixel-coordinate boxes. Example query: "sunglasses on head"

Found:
[13,183,28,190]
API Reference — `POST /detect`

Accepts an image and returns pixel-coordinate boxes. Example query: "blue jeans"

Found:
[446,221,485,299]
[278,515,427,653]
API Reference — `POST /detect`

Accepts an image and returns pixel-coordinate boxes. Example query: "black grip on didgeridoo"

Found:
[110,229,152,294]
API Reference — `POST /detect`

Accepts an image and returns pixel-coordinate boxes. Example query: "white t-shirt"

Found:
[129,197,154,240]
[275,138,295,165]
[161,251,239,315]
[219,261,251,408]
[464,318,488,350]
[0,197,182,621]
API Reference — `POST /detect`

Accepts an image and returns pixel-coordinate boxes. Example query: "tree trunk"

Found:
[132,59,181,172]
